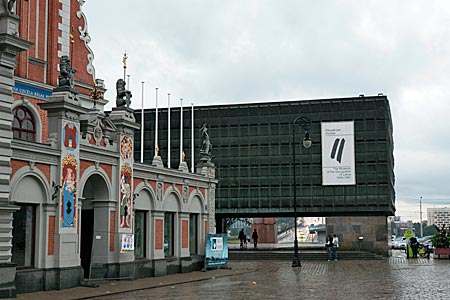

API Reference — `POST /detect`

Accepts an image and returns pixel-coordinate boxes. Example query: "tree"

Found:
[423,225,438,236]
[223,218,252,232]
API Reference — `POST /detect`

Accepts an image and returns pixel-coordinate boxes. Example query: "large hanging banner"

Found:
[119,135,133,230]
[60,120,80,229]
[205,233,228,269]
[321,121,356,185]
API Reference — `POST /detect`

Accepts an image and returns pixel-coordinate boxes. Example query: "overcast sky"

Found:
[83,1,450,222]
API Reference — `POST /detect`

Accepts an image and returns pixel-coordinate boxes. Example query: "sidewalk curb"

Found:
[16,268,260,300]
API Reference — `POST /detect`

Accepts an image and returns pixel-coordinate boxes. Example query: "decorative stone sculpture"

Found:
[58,55,77,89]
[116,79,132,108]
[1,0,15,15]
[200,123,212,163]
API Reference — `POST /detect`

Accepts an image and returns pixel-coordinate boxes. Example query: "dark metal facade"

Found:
[135,95,395,218]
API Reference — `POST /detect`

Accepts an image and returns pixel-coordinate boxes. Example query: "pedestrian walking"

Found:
[252,229,259,248]
[326,234,334,261]
[409,236,419,258]
[332,234,339,260]
[243,234,248,248]
[238,229,245,249]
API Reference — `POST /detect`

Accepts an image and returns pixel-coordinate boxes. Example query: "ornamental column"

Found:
[0,6,32,298]
[109,80,139,277]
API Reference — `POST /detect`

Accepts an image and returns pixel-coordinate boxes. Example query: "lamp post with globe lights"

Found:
[291,116,312,267]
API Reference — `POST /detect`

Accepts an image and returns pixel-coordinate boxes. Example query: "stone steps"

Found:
[228,250,384,261]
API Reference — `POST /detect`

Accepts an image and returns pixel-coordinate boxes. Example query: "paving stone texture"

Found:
[15,252,450,300]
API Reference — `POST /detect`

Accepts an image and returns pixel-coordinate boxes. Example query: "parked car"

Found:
[392,236,407,249]
[417,235,433,243]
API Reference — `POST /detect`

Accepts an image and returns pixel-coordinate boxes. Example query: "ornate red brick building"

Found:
[0,1,217,297]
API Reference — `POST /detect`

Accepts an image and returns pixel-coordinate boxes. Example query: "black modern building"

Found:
[134,95,395,221]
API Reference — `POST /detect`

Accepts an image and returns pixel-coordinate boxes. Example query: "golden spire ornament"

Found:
[89,82,103,108]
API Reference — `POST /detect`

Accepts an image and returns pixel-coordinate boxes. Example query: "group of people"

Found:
[325,233,339,261]
[239,229,259,249]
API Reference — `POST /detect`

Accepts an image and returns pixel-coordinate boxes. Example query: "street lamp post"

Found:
[419,196,423,237]
[291,116,312,268]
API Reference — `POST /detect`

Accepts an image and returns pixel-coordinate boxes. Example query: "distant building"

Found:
[427,207,450,227]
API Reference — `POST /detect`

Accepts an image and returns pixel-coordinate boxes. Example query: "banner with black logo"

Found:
[321,121,355,185]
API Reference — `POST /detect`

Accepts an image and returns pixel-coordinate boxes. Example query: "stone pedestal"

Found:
[152,156,164,168]
[178,161,189,173]
[39,91,90,150]
[196,162,215,178]
[326,216,389,256]
[196,162,216,233]
[251,218,277,243]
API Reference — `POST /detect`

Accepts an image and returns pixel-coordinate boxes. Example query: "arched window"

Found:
[12,106,36,141]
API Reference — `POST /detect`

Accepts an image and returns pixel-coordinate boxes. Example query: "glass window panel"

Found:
[134,211,146,258]
[24,120,34,131]
[27,132,34,141]
[12,107,36,142]
[164,212,174,256]
[17,108,25,119]
[189,214,198,255]
[12,205,35,268]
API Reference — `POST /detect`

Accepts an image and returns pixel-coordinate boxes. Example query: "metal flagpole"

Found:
[155,88,159,157]
[191,102,194,172]
[140,81,144,163]
[127,75,131,90]
[168,93,171,168]
[180,98,183,163]
[420,196,423,237]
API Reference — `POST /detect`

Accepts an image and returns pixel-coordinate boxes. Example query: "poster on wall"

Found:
[60,121,80,228]
[321,121,356,185]
[120,234,135,253]
[119,135,133,230]
[205,233,228,269]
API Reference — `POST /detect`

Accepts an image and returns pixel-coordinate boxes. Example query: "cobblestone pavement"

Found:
[85,256,450,300]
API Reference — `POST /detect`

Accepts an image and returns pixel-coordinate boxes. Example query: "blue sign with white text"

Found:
[13,82,52,101]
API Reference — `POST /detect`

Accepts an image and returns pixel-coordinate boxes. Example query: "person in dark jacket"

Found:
[326,234,334,261]
[238,229,245,249]
[252,229,259,248]
[409,236,419,258]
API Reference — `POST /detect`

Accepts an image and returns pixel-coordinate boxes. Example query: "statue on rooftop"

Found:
[116,79,132,108]
[200,123,212,163]
[58,55,77,89]
[1,0,15,14]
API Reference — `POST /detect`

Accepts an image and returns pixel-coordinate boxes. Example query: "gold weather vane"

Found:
[122,51,128,68]
[122,51,128,81]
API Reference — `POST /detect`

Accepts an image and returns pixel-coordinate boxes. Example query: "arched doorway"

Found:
[80,173,108,278]
[10,173,48,269]
[134,188,154,260]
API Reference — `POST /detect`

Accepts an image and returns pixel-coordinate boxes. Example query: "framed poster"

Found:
[321,121,356,185]
[120,234,135,253]
[205,234,228,269]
